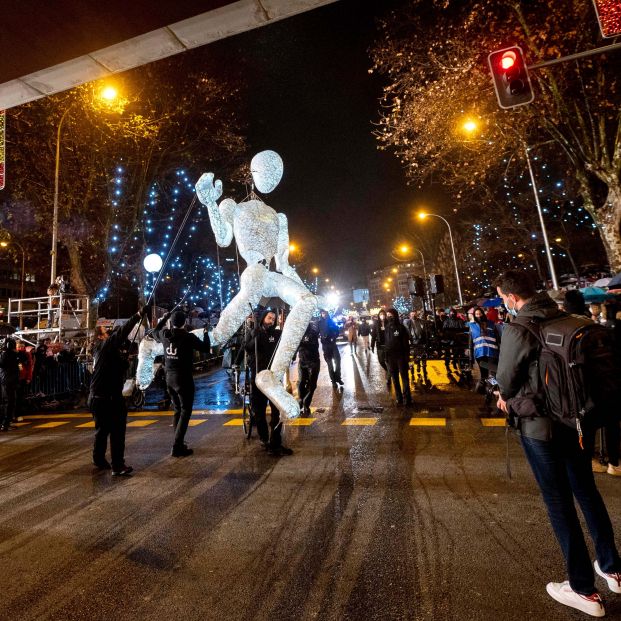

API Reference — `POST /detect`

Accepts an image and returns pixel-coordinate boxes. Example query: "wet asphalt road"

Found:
[1,345,620,621]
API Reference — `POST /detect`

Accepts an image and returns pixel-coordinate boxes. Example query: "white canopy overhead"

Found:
[0,0,337,110]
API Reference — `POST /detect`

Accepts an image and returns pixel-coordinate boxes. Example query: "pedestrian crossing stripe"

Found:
[342,418,377,426]
[223,419,244,426]
[409,418,446,427]
[34,421,70,428]
[126,420,158,427]
[76,422,95,428]
[187,419,208,426]
[13,422,31,427]
[285,418,316,426]
[481,418,506,427]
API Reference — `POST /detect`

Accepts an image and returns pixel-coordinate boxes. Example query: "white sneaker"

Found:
[607,463,621,477]
[592,459,608,473]
[546,581,605,617]
[595,560,621,594]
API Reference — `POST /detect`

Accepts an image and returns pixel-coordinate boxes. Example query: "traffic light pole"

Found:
[528,40,621,70]
[524,144,560,290]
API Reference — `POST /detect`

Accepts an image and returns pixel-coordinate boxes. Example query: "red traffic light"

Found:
[500,51,516,70]
[592,0,621,37]
[488,46,534,110]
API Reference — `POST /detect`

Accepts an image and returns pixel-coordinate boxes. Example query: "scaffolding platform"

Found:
[8,294,91,346]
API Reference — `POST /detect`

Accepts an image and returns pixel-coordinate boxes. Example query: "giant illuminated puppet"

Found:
[136,151,318,419]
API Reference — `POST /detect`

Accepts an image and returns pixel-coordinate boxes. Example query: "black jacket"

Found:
[384,319,411,356]
[298,323,320,367]
[403,318,427,345]
[154,317,211,377]
[245,322,281,373]
[318,316,339,345]
[496,292,561,441]
[90,312,142,398]
[358,321,371,337]
[371,318,388,350]
[0,348,19,385]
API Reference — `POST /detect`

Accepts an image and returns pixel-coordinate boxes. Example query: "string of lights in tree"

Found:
[461,154,598,294]
[94,166,240,310]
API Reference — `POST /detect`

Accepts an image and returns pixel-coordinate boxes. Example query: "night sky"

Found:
[192,0,422,289]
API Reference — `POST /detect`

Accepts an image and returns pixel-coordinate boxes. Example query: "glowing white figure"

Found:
[195,150,318,419]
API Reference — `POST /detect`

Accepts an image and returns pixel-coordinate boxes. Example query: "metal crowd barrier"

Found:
[26,361,91,407]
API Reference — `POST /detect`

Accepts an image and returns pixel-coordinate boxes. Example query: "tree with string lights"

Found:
[371,0,621,272]
[2,56,247,303]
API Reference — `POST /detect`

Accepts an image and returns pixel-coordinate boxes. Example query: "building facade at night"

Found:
[367,262,423,307]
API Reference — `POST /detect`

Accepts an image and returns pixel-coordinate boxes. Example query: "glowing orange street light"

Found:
[312,267,319,274]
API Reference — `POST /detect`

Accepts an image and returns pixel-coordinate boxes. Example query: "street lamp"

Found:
[417,211,464,306]
[51,84,121,286]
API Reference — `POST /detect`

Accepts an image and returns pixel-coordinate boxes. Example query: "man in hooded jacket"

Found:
[384,308,413,406]
[318,309,343,387]
[245,310,293,455]
[297,321,320,415]
[154,309,211,457]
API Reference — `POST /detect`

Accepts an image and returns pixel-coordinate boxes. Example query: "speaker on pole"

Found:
[429,274,445,295]
[408,276,425,297]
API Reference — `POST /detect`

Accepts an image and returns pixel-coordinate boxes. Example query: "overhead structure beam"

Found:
[0,0,337,110]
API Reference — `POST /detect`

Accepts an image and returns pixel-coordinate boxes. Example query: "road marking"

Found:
[126,420,158,427]
[481,418,506,427]
[286,418,316,426]
[223,419,244,426]
[35,421,70,428]
[28,414,90,419]
[188,419,208,426]
[76,421,95,428]
[409,418,446,427]
[342,418,377,426]
[13,422,31,427]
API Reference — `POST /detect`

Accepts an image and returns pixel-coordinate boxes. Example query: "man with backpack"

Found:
[494,270,621,618]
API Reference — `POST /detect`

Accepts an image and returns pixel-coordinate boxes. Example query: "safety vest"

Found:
[468,321,499,360]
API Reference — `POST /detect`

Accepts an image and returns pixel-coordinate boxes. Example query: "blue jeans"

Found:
[521,424,621,595]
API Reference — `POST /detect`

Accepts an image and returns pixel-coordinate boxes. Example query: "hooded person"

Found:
[296,321,321,415]
[318,309,343,387]
[153,308,211,457]
[384,308,413,406]
[371,309,390,387]
[245,309,293,455]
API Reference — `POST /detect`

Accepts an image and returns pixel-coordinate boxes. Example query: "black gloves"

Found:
[139,301,154,317]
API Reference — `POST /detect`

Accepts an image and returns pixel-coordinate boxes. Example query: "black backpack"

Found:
[513,312,619,446]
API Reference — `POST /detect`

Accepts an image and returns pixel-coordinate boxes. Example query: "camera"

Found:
[484,376,500,407]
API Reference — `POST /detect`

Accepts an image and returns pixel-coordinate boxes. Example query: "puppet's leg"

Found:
[136,338,165,390]
[255,273,318,419]
[210,264,266,346]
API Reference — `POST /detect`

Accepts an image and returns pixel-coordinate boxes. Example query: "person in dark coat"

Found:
[318,309,343,387]
[297,321,320,415]
[89,306,149,475]
[563,289,590,317]
[153,309,211,457]
[245,310,293,456]
[0,338,19,431]
[371,310,390,387]
[495,270,621,617]
[384,308,412,406]
[358,318,371,353]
